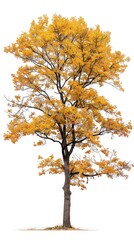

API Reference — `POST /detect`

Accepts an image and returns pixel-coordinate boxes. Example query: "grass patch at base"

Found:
[44,225,80,230]
[23,225,83,231]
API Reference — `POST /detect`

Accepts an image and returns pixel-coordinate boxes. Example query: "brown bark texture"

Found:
[63,158,71,227]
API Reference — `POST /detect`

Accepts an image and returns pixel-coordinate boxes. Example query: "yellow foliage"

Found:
[4,14,132,189]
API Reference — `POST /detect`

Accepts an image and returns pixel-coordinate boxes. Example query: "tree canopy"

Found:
[4,15,132,192]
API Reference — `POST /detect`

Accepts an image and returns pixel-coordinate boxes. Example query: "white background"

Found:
[0,0,134,239]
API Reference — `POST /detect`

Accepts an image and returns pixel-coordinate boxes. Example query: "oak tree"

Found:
[4,15,132,228]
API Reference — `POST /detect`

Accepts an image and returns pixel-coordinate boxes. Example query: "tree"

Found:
[4,15,132,228]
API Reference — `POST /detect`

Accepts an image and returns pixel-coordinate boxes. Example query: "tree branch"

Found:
[70,171,103,178]
[35,131,61,145]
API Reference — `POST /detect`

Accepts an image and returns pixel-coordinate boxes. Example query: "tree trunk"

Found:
[63,157,71,227]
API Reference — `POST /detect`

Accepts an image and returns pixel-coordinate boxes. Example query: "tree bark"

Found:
[63,157,71,227]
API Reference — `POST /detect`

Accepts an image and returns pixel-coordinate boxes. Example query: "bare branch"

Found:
[35,131,62,145]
